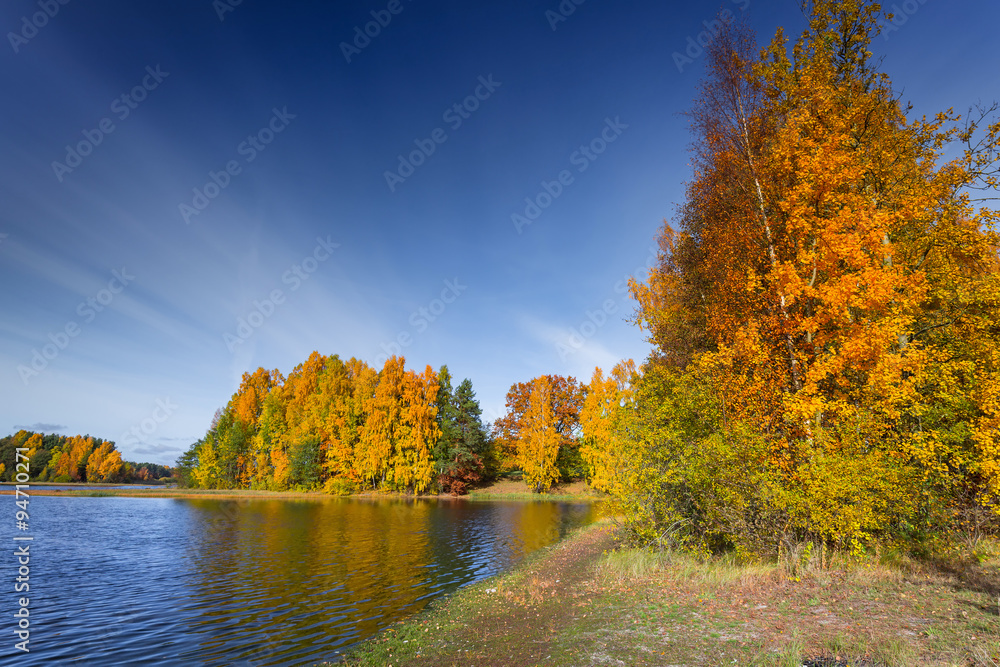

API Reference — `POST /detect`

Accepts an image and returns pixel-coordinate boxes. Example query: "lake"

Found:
[1,495,603,665]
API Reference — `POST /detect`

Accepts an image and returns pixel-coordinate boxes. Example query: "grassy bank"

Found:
[0,478,604,501]
[341,521,1000,666]
[0,485,330,499]
[466,479,604,502]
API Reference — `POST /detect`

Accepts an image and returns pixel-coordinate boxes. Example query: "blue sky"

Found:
[1,0,998,465]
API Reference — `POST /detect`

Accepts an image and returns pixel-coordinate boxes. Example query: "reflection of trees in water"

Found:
[179,497,596,664]
[181,497,438,662]
[423,501,600,589]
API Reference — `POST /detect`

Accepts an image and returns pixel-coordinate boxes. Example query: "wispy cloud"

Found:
[12,423,66,432]
[518,313,623,377]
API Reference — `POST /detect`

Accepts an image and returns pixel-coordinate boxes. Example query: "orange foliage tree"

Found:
[181,353,484,495]
[51,436,97,481]
[494,374,584,479]
[627,1,1000,551]
[86,442,127,482]
[579,361,636,493]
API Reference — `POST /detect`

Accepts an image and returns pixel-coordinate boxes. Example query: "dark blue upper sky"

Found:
[1,0,998,464]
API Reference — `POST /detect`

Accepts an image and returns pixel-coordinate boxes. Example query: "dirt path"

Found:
[343,523,1000,666]
[345,522,616,667]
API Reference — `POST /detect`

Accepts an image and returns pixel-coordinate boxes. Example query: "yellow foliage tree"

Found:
[87,442,126,482]
[193,437,221,489]
[233,367,285,430]
[389,364,440,493]
[356,356,406,488]
[627,1,1000,550]
[52,436,96,481]
[580,360,636,493]
[323,358,378,489]
[517,376,562,493]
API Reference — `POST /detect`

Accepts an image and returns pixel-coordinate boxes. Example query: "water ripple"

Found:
[0,496,600,666]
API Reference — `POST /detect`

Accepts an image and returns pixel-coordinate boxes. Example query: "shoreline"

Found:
[339,521,1000,666]
[0,478,606,502]
[339,519,618,667]
[7,481,996,664]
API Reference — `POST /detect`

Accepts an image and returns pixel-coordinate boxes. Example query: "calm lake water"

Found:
[1,495,602,665]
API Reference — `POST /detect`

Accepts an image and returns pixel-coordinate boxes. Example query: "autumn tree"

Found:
[233,367,285,430]
[323,357,378,493]
[254,390,289,488]
[516,376,563,493]
[283,353,338,489]
[579,361,636,493]
[627,1,1000,551]
[51,435,97,481]
[215,367,286,487]
[495,374,583,479]
[86,442,126,482]
[389,364,440,493]
[22,433,44,476]
[356,356,405,488]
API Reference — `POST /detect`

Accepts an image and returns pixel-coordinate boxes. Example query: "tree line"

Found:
[176,353,495,494]
[175,351,637,496]
[0,431,173,484]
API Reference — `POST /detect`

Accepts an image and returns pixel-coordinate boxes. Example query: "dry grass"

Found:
[344,525,1000,666]
[597,548,668,582]
[466,478,603,501]
[598,546,780,591]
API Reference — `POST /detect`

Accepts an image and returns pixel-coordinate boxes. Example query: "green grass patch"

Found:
[465,491,598,501]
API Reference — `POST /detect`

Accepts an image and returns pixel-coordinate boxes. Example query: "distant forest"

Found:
[175,353,498,495]
[174,351,622,496]
[0,431,173,484]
